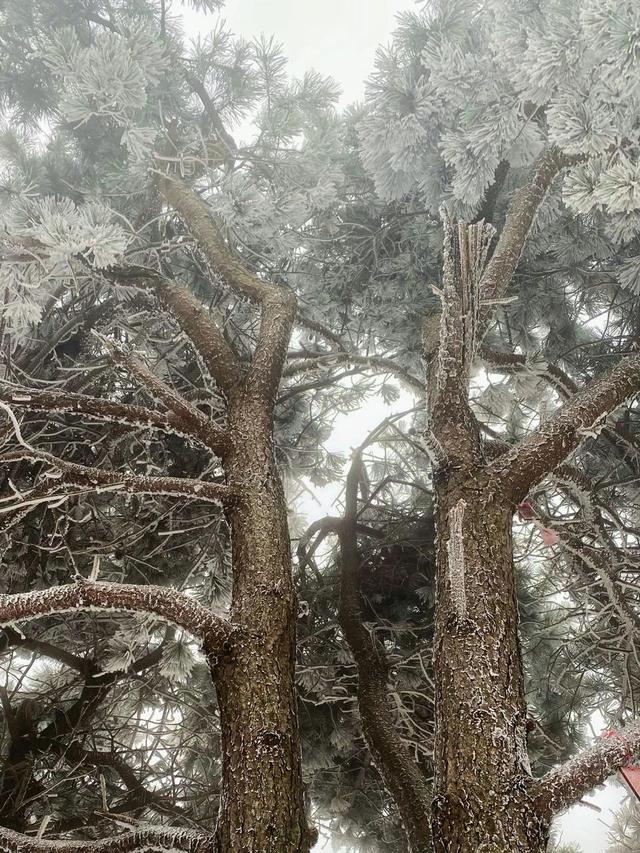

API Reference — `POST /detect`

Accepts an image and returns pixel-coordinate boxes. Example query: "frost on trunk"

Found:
[423,153,640,852]
[0,173,313,852]
[447,498,467,622]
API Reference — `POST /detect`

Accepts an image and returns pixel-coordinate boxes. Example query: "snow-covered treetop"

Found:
[361,0,640,224]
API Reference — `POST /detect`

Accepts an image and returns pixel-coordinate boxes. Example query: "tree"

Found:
[0,0,341,849]
[2,0,640,852]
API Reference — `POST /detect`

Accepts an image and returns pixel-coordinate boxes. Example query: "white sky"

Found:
[216,0,408,107]
[181,2,630,850]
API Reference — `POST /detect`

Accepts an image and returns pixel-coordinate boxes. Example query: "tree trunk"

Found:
[430,474,549,853]
[213,397,312,853]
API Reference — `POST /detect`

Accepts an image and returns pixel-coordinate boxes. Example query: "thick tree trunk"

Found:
[213,398,311,853]
[430,474,548,853]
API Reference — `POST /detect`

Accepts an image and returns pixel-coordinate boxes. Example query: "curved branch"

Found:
[283,353,425,393]
[0,382,226,454]
[531,720,640,818]
[0,825,214,852]
[337,451,432,853]
[488,352,640,503]
[0,581,232,652]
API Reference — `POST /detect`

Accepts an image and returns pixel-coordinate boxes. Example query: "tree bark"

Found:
[213,395,312,853]
[425,161,640,851]
[430,478,548,852]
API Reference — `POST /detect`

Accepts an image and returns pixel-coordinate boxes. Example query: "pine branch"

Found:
[154,174,297,405]
[531,720,640,817]
[0,382,227,453]
[102,265,244,398]
[0,450,233,508]
[0,581,232,652]
[479,346,579,398]
[0,825,213,852]
[479,147,576,308]
[49,744,187,822]
[0,628,87,672]
[182,69,237,159]
[282,353,425,392]
[92,336,230,455]
[488,353,640,503]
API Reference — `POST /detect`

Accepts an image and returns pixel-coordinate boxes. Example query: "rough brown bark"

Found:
[429,479,548,853]
[213,395,312,853]
[425,213,550,847]
[423,156,640,852]
[0,173,311,851]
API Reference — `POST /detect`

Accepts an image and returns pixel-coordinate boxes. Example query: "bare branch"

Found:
[0,825,213,852]
[488,353,640,503]
[0,381,226,453]
[0,580,232,652]
[0,450,233,508]
[532,720,640,817]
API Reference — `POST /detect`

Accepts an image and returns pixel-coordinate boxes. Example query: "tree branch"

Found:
[0,628,87,672]
[102,265,243,398]
[92,336,230,455]
[488,353,640,503]
[479,147,575,307]
[0,450,233,508]
[0,825,214,852]
[531,720,640,817]
[154,173,297,405]
[0,581,232,652]
[0,382,226,454]
[337,450,432,853]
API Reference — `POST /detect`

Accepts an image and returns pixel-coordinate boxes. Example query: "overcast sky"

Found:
[218,0,409,106]
[183,2,630,850]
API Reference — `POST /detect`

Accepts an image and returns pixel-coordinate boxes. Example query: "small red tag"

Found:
[620,765,640,801]
[517,502,535,520]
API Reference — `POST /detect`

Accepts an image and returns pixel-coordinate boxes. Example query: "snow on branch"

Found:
[0,449,233,508]
[154,172,286,307]
[153,173,297,405]
[100,264,244,398]
[0,580,232,652]
[532,719,640,818]
[479,147,577,311]
[0,381,226,452]
[488,352,640,503]
[91,333,230,454]
[0,824,214,852]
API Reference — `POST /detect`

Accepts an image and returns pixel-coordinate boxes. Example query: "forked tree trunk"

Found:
[213,397,312,853]
[430,473,549,852]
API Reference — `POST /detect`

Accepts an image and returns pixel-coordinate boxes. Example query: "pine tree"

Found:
[1,0,640,852]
